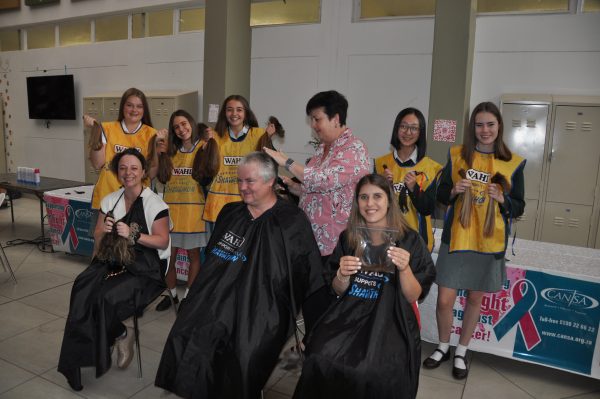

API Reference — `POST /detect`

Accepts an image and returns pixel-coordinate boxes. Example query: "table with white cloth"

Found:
[43,185,95,257]
[420,231,600,380]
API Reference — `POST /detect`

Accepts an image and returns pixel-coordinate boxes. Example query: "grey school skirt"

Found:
[435,243,506,293]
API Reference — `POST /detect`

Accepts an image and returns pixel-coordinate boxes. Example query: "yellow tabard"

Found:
[163,143,206,233]
[203,127,266,222]
[448,146,524,254]
[375,154,442,252]
[91,122,156,209]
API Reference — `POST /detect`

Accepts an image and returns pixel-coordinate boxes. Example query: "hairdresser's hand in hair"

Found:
[115,221,131,240]
[487,183,505,204]
[404,171,417,192]
[262,147,287,166]
[103,215,115,234]
[451,179,471,199]
[83,114,97,129]
[281,176,302,197]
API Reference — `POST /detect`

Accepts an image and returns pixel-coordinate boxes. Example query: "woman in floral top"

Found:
[265,90,370,330]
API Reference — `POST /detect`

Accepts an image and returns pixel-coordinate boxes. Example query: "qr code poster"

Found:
[433,119,457,142]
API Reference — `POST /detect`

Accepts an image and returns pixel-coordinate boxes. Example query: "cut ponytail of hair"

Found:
[458,169,472,229]
[483,173,509,237]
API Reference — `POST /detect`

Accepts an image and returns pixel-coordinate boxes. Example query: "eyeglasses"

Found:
[399,124,420,134]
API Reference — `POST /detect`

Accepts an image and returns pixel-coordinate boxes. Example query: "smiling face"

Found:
[172,115,193,145]
[118,154,144,190]
[397,113,420,148]
[237,162,275,210]
[122,95,144,126]
[474,111,499,150]
[309,107,341,145]
[225,100,246,132]
[358,183,389,228]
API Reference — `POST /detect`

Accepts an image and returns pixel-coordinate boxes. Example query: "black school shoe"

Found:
[155,294,178,311]
[423,348,451,369]
[452,354,469,379]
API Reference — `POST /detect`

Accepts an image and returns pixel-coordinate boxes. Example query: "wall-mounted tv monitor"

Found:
[26,74,76,120]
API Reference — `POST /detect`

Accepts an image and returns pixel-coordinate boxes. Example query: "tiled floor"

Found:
[1,196,599,398]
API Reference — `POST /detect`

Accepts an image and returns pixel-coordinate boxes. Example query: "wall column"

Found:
[202,0,251,123]
[427,0,477,164]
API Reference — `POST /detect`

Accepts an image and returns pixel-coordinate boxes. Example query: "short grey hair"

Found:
[239,151,278,182]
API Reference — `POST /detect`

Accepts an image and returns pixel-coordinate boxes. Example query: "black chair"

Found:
[132,259,178,378]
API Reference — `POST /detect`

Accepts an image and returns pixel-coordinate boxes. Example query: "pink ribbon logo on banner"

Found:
[61,205,79,250]
[494,279,542,351]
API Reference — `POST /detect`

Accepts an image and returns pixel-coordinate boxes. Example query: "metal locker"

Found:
[541,202,593,247]
[102,98,121,122]
[501,101,550,240]
[150,97,175,130]
[545,106,600,206]
[541,105,600,246]
[514,199,538,240]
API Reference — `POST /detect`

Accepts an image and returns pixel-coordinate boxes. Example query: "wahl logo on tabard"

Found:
[223,156,243,166]
[466,169,490,184]
[173,167,192,176]
[114,145,142,154]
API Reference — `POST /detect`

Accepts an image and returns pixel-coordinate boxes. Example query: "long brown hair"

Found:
[214,95,259,138]
[117,88,153,127]
[461,101,512,167]
[346,174,409,252]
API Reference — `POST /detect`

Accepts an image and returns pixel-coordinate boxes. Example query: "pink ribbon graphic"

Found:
[494,279,542,351]
[61,205,79,250]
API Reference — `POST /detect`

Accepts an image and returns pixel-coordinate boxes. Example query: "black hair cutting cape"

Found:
[155,199,324,398]
[293,229,436,399]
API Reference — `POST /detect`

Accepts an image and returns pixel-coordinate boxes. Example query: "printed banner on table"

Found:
[175,248,190,282]
[420,264,600,379]
[45,195,94,256]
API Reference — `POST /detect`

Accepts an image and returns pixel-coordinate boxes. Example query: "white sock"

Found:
[183,287,190,299]
[454,344,468,369]
[169,288,177,298]
[429,342,450,361]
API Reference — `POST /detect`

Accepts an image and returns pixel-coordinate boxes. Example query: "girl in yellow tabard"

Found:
[202,95,275,223]
[423,102,526,380]
[154,110,212,311]
[375,108,442,252]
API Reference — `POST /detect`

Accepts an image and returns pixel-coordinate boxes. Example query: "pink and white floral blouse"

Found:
[300,129,370,256]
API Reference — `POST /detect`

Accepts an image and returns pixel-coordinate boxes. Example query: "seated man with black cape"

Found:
[155,151,324,398]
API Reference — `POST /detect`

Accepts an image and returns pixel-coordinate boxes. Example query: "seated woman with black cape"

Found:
[293,173,436,399]
[155,151,324,399]
[58,148,171,391]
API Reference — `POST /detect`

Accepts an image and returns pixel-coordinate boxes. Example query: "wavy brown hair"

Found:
[214,95,259,138]
[461,101,512,168]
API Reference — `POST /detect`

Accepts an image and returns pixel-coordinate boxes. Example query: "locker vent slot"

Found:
[552,217,564,227]
[567,218,580,228]
[565,121,577,130]
[581,122,592,132]
[512,119,522,127]
[526,119,536,128]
